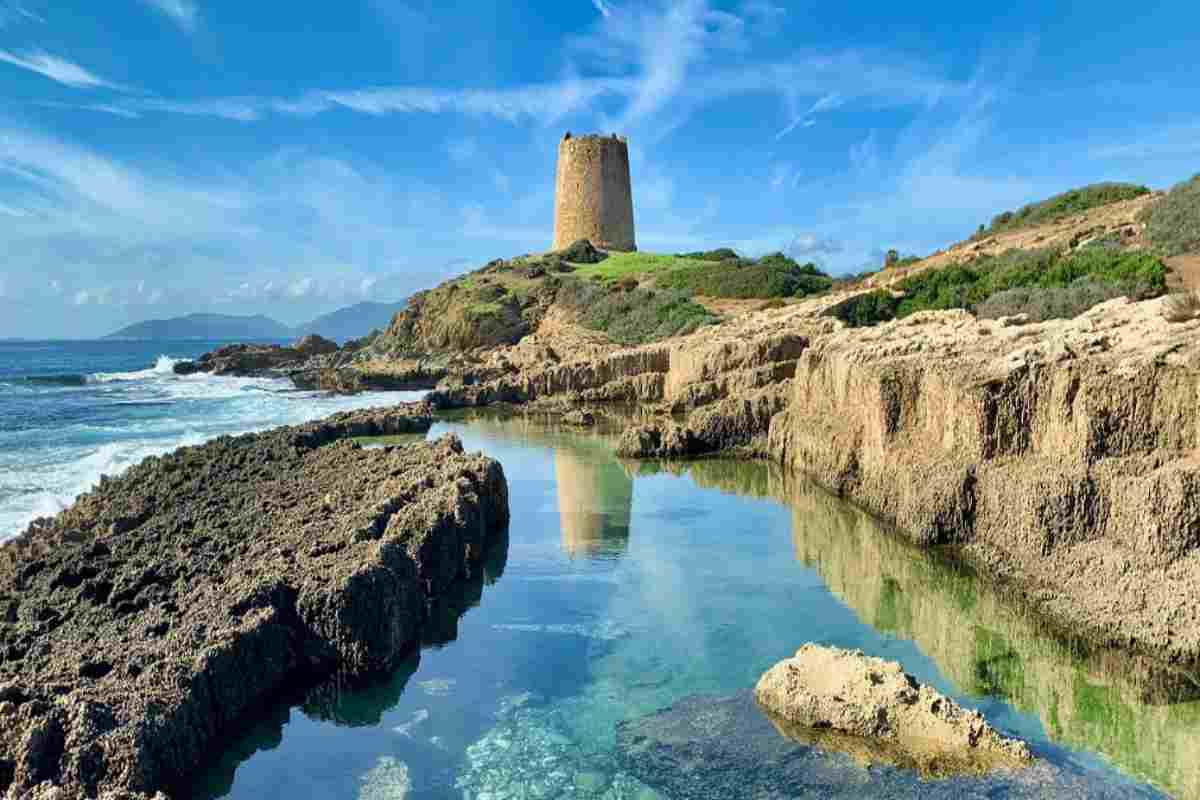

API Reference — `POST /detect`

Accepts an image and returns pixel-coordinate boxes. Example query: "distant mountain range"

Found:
[293,301,408,343]
[104,301,407,343]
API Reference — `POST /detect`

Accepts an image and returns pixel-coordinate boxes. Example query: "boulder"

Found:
[617,692,1133,799]
[292,334,340,357]
[556,239,608,264]
[754,644,1032,776]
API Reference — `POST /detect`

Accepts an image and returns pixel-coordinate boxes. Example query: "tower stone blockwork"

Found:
[553,133,637,252]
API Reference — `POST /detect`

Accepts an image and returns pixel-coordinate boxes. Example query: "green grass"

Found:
[572,251,717,282]
[1140,174,1200,256]
[979,183,1150,237]
[831,247,1168,327]
[657,254,832,299]
[574,249,833,300]
[463,301,504,318]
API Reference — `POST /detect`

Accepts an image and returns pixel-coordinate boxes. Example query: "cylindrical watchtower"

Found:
[552,132,636,252]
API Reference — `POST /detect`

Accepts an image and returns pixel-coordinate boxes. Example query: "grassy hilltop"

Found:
[371,173,1200,358]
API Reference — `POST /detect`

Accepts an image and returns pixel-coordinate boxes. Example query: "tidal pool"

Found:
[192,412,1198,799]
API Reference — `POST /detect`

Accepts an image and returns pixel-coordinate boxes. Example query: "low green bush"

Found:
[980,183,1151,236]
[678,247,741,262]
[974,280,1126,322]
[1140,174,1200,256]
[830,247,1167,328]
[657,252,832,299]
[555,279,719,345]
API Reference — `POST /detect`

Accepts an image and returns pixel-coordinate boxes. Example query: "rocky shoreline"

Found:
[411,290,1200,672]
[0,404,508,800]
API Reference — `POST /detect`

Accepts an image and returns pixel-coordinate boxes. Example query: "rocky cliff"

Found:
[0,404,508,800]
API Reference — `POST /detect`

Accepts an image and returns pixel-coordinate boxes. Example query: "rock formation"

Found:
[754,644,1033,776]
[0,404,508,800]
[424,290,1200,671]
[617,692,1151,799]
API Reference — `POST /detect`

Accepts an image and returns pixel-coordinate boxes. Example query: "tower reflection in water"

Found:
[554,446,633,559]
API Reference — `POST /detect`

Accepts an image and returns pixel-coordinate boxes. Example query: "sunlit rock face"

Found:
[555,448,633,559]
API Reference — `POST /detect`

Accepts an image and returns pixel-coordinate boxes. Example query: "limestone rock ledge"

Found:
[0,406,508,800]
[426,294,1200,669]
[754,644,1032,777]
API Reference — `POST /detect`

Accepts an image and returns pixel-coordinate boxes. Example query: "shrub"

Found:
[829,290,901,328]
[555,279,718,345]
[975,280,1125,322]
[828,247,1168,328]
[1141,174,1200,256]
[983,183,1151,236]
[657,253,833,299]
[678,247,741,262]
[1163,291,1200,323]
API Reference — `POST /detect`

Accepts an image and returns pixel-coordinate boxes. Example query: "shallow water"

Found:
[191,412,1199,800]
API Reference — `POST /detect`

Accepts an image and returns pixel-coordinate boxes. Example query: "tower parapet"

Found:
[553,132,637,252]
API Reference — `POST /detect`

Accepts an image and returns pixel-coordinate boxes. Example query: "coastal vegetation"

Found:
[555,278,718,345]
[977,182,1151,237]
[1140,173,1200,256]
[831,246,1168,327]
[575,249,833,300]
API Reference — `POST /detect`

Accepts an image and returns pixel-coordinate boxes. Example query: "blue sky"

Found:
[1,0,1198,338]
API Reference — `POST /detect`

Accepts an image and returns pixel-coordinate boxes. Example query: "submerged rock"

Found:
[754,644,1032,777]
[617,691,1148,799]
[0,406,508,800]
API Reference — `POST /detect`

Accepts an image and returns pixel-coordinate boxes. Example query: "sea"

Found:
[0,339,423,541]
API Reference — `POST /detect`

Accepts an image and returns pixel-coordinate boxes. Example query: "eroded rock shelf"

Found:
[0,405,508,800]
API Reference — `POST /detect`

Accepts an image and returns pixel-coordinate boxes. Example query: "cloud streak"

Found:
[139,0,198,34]
[0,49,125,89]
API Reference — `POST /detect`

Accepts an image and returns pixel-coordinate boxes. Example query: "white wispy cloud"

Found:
[0,1,43,27]
[59,0,963,140]
[592,0,613,18]
[0,49,125,89]
[1089,122,1200,162]
[0,125,501,333]
[139,0,198,34]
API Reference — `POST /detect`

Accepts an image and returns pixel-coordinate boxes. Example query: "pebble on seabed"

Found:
[358,756,413,800]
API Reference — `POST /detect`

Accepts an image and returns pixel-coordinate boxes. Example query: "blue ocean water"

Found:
[0,339,424,540]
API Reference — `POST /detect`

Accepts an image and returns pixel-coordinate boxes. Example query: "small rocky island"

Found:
[0,404,508,800]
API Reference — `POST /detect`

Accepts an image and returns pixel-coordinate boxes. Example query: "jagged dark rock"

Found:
[0,404,507,800]
[555,239,608,264]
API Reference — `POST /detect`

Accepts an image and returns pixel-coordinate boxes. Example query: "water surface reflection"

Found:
[192,414,1189,800]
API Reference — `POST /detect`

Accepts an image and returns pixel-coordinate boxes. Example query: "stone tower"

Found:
[552,132,636,252]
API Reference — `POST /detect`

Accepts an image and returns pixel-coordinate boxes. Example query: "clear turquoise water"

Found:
[189,414,1196,800]
[2,344,1194,798]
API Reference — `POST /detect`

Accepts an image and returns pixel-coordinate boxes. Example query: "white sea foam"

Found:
[0,359,427,540]
[91,354,183,383]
